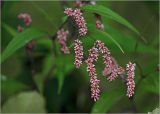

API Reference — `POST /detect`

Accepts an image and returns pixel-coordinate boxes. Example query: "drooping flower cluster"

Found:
[94,40,112,73]
[18,13,32,26]
[94,40,124,81]
[17,13,32,32]
[64,8,88,36]
[57,28,70,54]
[73,39,134,101]
[85,47,100,102]
[74,39,83,68]
[126,62,136,97]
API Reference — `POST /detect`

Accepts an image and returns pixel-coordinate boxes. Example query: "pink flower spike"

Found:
[85,46,100,102]
[126,62,136,97]
[85,60,100,102]
[74,39,83,68]
[64,8,88,36]
[18,13,32,26]
[57,28,70,54]
[73,8,88,36]
[90,75,100,102]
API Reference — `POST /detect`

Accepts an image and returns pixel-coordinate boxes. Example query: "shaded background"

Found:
[1,1,159,113]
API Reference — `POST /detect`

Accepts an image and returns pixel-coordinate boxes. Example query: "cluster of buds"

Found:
[17,13,35,50]
[17,13,32,32]
[57,28,70,54]
[126,62,136,97]
[89,0,104,30]
[64,8,88,36]
[18,13,32,26]
[95,15,104,30]
[85,47,100,102]
[74,39,83,68]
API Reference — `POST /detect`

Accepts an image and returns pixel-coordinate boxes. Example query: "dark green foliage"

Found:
[1,1,159,113]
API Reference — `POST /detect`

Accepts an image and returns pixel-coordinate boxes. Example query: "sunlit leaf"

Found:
[148,107,160,114]
[2,91,46,113]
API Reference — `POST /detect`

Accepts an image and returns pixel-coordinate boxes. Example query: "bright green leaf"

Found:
[2,91,46,113]
[1,28,43,63]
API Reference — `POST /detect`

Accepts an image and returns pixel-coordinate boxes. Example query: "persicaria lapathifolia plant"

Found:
[55,1,136,102]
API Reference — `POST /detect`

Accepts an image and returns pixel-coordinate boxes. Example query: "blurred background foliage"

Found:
[1,1,159,113]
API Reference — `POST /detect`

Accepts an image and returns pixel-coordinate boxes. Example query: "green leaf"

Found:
[91,88,124,113]
[103,23,157,53]
[54,54,75,94]
[2,23,17,36]
[1,28,43,63]
[81,5,146,43]
[2,91,46,113]
[138,72,159,94]
[33,54,54,93]
[31,2,56,28]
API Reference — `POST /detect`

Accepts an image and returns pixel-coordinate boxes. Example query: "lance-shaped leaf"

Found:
[81,5,147,43]
[1,28,43,63]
